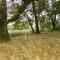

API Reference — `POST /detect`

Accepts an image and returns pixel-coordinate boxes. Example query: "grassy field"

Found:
[0,32,60,60]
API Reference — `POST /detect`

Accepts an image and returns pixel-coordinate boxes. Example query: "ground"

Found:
[0,32,60,60]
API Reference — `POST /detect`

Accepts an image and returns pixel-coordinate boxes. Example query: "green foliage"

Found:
[55,21,60,31]
[39,16,53,32]
[39,16,60,32]
[56,1,60,13]
[40,22,52,32]
[38,0,45,12]
[8,0,60,33]
[13,20,30,30]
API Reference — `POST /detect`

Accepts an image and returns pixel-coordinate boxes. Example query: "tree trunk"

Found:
[0,0,10,41]
[0,19,9,41]
[32,1,40,34]
[28,19,34,33]
[52,14,56,30]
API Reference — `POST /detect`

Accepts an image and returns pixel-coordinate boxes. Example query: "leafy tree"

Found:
[32,0,40,33]
[47,0,60,30]
[8,0,60,32]
[8,0,33,23]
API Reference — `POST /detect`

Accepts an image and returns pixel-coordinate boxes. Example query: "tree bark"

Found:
[51,14,56,30]
[28,18,34,33]
[0,0,10,41]
[32,0,40,34]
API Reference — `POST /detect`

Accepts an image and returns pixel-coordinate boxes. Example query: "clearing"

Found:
[0,32,60,60]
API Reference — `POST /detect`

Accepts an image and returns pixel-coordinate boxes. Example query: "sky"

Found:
[7,0,22,19]
[7,0,60,20]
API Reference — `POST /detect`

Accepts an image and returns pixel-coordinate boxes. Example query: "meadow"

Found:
[0,32,60,60]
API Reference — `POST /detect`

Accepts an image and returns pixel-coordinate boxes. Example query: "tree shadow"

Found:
[0,38,11,43]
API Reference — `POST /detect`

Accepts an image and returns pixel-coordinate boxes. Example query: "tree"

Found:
[8,0,33,23]
[8,0,48,33]
[8,0,40,33]
[32,0,40,33]
[8,0,60,32]
[47,0,60,30]
[0,0,10,40]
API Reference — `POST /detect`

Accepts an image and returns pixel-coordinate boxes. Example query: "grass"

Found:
[0,32,60,60]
